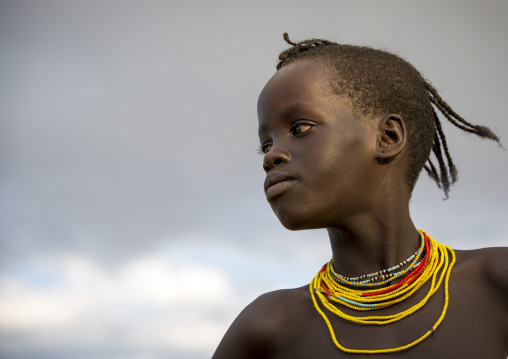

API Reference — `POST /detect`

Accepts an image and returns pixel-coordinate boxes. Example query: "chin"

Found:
[275,211,315,231]
[271,200,324,231]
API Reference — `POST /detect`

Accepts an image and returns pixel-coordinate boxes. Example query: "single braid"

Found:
[423,159,440,186]
[277,33,333,70]
[434,112,458,183]
[431,133,451,196]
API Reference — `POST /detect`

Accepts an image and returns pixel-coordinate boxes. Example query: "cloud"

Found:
[0,253,237,358]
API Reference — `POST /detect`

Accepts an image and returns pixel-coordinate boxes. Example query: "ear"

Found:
[376,114,407,160]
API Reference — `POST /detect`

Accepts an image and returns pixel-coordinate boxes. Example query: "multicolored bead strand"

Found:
[329,231,426,287]
[309,230,455,354]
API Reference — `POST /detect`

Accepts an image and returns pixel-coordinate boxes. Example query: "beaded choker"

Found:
[329,232,425,287]
[309,230,455,354]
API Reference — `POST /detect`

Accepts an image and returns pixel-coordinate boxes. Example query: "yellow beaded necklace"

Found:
[309,230,455,354]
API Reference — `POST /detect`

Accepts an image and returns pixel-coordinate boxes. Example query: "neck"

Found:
[327,205,419,278]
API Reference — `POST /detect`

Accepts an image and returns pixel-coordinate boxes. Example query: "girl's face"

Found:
[257,60,380,230]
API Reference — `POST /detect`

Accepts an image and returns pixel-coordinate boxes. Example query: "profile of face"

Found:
[257,60,381,230]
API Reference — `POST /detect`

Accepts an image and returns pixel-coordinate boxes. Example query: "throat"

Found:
[326,221,420,278]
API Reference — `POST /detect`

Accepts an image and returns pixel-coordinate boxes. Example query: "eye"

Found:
[257,143,272,155]
[290,123,313,136]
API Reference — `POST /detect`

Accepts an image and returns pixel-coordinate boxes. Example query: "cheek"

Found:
[267,133,374,228]
[310,140,375,200]
[313,137,367,174]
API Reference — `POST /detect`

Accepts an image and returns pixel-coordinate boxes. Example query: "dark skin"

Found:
[212,60,508,358]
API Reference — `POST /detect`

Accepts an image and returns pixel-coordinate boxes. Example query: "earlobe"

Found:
[377,115,407,160]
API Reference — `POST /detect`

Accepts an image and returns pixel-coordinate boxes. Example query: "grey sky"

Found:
[1,1,507,358]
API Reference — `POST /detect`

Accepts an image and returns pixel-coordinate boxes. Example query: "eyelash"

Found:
[257,145,267,155]
[257,122,314,155]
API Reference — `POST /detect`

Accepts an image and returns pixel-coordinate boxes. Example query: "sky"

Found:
[1,1,507,358]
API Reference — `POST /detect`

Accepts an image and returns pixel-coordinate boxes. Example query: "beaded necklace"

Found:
[329,233,426,287]
[309,230,455,354]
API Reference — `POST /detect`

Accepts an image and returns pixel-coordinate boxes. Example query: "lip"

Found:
[264,173,296,200]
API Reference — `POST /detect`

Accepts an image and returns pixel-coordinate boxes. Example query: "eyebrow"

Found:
[277,103,307,118]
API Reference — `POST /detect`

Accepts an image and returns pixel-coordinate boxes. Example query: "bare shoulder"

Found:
[454,246,508,281]
[212,286,311,359]
[453,246,508,305]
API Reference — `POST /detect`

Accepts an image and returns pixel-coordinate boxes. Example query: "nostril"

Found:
[263,149,289,173]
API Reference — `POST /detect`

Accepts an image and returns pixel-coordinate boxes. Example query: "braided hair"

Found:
[277,33,500,198]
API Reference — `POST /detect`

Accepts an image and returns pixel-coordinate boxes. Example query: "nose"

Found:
[263,147,290,173]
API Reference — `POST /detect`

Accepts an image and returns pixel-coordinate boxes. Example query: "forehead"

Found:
[257,60,350,133]
[258,60,331,113]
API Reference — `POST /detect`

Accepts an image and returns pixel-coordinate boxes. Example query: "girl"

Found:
[213,34,508,358]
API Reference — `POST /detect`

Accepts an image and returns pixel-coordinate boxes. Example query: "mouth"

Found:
[264,173,296,200]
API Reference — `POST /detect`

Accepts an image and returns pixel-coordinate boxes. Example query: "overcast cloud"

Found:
[1,1,507,358]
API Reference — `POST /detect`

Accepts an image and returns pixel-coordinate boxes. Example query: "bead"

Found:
[310,230,455,354]
[328,231,426,287]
